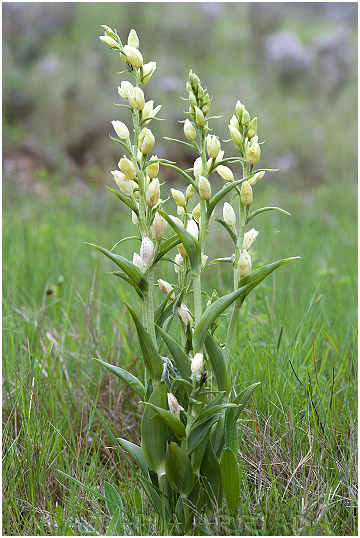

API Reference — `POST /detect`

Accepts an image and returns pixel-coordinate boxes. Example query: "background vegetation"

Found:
[3,2,357,535]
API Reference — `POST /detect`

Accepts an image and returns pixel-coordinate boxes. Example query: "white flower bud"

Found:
[167,393,184,418]
[240,181,253,206]
[248,170,265,187]
[170,189,186,207]
[241,108,250,126]
[184,119,197,141]
[118,81,134,100]
[132,252,144,271]
[177,243,188,258]
[223,202,236,226]
[147,156,159,179]
[192,203,201,221]
[129,87,145,110]
[242,228,259,251]
[122,44,143,68]
[138,128,155,154]
[228,124,242,145]
[174,253,184,273]
[140,237,155,267]
[193,157,203,178]
[235,100,243,119]
[246,142,261,165]
[206,135,221,159]
[177,206,185,216]
[201,254,208,272]
[142,100,162,124]
[127,29,139,49]
[194,106,205,127]
[119,157,137,180]
[151,212,167,240]
[146,178,160,207]
[111,120,129,140]
[247,117,257,139]
[198,175,211,201]
[186,184,194,199]
[215,149,224,163]
[238,249,252,278]
[191,353,204,377]
[158,279,174,297]
[132,211,138,225]
[176,303,193,327]
[216,165,234,182]
[230,115,240,129]
[111,170,137,197]
[99,35,119,49]
[141,61,156,84]
[186,220,199,240]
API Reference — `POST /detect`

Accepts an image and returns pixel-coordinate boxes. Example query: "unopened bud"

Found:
[184,119,197,141]
[246,142,261,165]
[241,108,250,126]
[191,353,204,377]
[216,165,234,182]
[142,100,162,123]
[132,211,138,225]
[171,189,186,207]
[151,211,167,239]
[242,228,259,251]
[193,157,203,178]
[177,243,188,258]
[198,175,211,201]
[141,61,156,84]
[127,29,139,49]
[201,254,208,272]
[186,184,194,199]
[99,35,119,49]
[167,393,184,418]
[230,115,240,129]
[235,100,243,119]
[192,203,201,221]
[248,170,265,187]
[176,303,193,328]
[111,120,129,140]
[140,237,155,267]
[132,252,144,271]
[247,117,257,139]
[118,81,134,100]
[119,157,137,180]
[101,25,118,41]
[238,249,251,278]
[112,170,137,197]
[186,220,199,240]
[202,93,211,114]
[122,44,143,68]
[139,128,155,154]
[177,206,185,216]
[147,156,159,179]
[158,279,174,297]
[129,87,145,110]
[240,181,253,206]
[174,253,184,273]
[229,125,242,145]
[194,106,205,127]
[146,178,160,207]
[223,202,236,226]
[207,135,221,159]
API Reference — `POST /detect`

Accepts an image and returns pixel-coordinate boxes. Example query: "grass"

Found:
[2,164,357,535]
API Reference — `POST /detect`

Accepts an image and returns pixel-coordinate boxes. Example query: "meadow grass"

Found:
[3,171,357,535]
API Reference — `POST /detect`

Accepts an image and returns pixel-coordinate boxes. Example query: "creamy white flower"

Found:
[140,237,155,267]
[191,353,204,376]
[238,249,251,278]
[242,228,259,251]
[174,253,184,273]
[151,212,167,239]
[111,120,129,140]
[186,220,199,240]
[132,252,144,271]
[223,202,236,226]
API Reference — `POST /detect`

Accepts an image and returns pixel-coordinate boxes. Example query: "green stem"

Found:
[145,267,157,345]
[193,273,202,330]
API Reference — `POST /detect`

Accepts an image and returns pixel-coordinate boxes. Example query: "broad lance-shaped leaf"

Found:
[193,257,300,352]
[200,440,223,507]
[117,438,149,477]
[108,271,144,298]
[229,382,261,422]
[125,302,163,383]
[165,442,195,496]
[156,325,192,380]
[85,243,148,293]
[142,402,186,440]
[153,235,181,264]
[158,211,202,275]
[204,334,232,395]
[94,359,145,400]
[141,381,169,474]
[105,185,139,214]
[221,448,240,515]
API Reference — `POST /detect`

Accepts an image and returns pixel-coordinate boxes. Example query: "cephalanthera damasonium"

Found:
[84,25,299,535]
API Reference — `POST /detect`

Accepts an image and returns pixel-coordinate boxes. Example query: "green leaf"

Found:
[153,235,181,264]
[125,302,163,383]
[156,326,192,380]
[207,178,246,217]
[165,442,195,496]
[204,334,232,395]
[231,382,261,421]
[94,359,145,400]
[85,243,147,293]
[193,257,299,351]
[160,162,198,190]
[163,136,198,152]
[141,381,170,474]
[187,413,222,456]
[108,271,144,297]
[143,402,186,440]
[104,481,123,517]
[105,185,139,214]
[109,134,131,155]
[116,438,148,477]
[200,440,223,507]
[105,508,121,536]
[246,206,291,224]
[214,218,236,243]
[221,448,240,515]
[209,256,235,265]
[158,211,201,275]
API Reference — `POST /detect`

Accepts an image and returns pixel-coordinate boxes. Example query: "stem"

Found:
[145,267,157,345]
[193,273,202,329]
